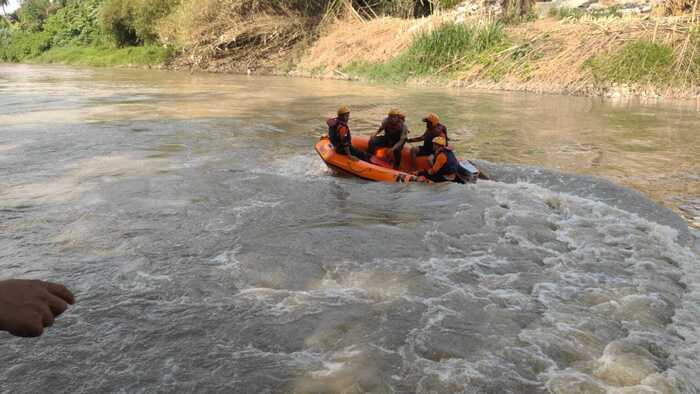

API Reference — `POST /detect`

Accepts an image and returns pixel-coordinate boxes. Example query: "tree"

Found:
[17,0,52,31]
[0,0,9,18]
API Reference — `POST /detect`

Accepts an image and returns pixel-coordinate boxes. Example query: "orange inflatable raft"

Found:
[314,135,482,184]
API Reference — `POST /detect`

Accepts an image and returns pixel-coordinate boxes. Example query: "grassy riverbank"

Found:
[2,0,700,98]
[26,45,171,67]
[298,16,700,99]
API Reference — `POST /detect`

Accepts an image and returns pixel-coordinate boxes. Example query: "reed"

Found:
[343,21,508,81]
[586,40,675,84]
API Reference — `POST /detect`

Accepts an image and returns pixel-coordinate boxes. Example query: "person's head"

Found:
[422,113,440,129]
[388,108,402,122]
[337,106,350,122]
[432,136,447,151]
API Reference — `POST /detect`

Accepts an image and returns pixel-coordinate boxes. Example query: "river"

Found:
[1,64,698,393]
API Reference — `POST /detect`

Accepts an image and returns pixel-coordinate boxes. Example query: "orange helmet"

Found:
[388,108,402,116]
[423,113,440,126]
[337,106,350,116]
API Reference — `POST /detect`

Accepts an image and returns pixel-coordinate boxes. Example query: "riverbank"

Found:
[286,15,700,100]
[27,46,170,68]
[3,1,699,100]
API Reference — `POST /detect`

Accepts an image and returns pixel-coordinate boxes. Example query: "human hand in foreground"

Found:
[0,280,75,337]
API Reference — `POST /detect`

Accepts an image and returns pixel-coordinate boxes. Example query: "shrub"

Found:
[586,40,674,85]
[100,0,179,46]
[0,29,52,61]
[343,22,508,82]
[408,22,506,68]
[16,0,52,32]
[29,44,172,66]
[43,0,104,47]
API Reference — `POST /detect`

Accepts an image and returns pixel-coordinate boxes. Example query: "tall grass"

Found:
[586,40,675,85]
[343,22,508,82]
[28,45,172,67]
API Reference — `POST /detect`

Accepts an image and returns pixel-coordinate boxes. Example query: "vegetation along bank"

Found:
[2,0,700,99]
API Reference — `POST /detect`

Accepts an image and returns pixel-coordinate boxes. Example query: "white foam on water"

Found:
[135,271,172,282]
[483,182,700,392]
[310,361,347,378]
[209,247,243,272]
[353,180,699,392]
[253,154,329,179]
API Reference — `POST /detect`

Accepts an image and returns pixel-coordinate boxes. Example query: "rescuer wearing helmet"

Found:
[326,106,369,162]
[407,113,448,170]
[415,136,460,183]
[367,108,409,170]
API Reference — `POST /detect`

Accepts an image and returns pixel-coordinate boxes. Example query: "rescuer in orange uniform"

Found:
[407,113,448,170]
[327,106,369,162]
[367,108,409,169]
[415,136,460,183]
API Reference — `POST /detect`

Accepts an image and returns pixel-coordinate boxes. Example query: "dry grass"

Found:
[159,0,700,98]
[160,0,429,73]
[297,11,467,76]
[664,0,700,15]
[426,16,700,97]
[300,12,700,98]
[162,0,334,72]
[297,17,419,74]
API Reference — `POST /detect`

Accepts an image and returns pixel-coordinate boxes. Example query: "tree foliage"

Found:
[16,0,52,31]
[99,0,179,47]
[43,0,104,46]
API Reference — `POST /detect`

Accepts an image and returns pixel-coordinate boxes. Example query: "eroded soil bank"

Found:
[165,9,700,101]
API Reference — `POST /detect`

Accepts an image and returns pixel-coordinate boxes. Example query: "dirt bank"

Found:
[164,4,700,100]
[291,15,700,100]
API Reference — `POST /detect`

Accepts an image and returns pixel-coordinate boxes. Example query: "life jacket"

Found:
[422,123,448,151]
[327,117,351,152]
[434,148,459,178]
[383,115,405,144]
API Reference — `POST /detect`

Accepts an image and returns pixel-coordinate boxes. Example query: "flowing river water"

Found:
[0,64,699,393]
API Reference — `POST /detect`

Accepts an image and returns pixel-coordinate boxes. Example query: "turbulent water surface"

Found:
[1,64,699,393]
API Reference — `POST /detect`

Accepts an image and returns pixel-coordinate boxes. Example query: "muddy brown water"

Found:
[1,64,698,393]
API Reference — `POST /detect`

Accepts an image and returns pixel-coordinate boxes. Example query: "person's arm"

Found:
[407,132,425,143]
[338,125,358,161]
[391,124,409,151]
[372,119,386,138]
[428,152,447,175]
[0,279,75,337]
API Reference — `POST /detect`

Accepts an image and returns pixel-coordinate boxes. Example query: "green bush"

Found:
[29,44,172,66]
[16,0,52,32]
[0,29,52,61]
[43,0,104,47]
[548,6,585,19]
[0,17,11,39]
[1,0,106,62]
[586,40,674,85]
[344,22,508,82]
[100,0,179,46]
